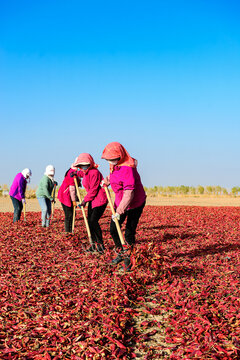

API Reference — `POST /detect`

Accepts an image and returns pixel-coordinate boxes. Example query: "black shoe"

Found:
[96,243,105,254]
[111,253,124,265]
[121,257,132,272]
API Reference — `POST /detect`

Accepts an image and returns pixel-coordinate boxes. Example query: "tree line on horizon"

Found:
[144,185,240,196]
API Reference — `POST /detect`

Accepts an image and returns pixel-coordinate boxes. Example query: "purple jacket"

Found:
[110,166,146,210]
[79,168,108,208]
[9,173,27,201]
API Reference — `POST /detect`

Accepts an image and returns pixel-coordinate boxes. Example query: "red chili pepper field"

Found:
[0,206,240,359]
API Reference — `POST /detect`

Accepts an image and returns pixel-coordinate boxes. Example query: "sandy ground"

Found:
[1,195,240,212]
[0,197,62,212]
[145,195,240,207]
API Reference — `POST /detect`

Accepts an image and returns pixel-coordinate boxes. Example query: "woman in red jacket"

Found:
[58,168,81,234]
[72,153,108,253]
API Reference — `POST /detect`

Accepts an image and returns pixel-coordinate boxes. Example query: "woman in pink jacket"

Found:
[101,142,146,270]
[58,168,81,234]
[72,153,108,253]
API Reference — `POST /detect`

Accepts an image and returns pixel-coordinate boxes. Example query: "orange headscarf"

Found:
[72,153,99,170]
[101,142,137,171]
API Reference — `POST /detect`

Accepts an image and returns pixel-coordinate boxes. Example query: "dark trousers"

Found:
[62,203,74,233]
[88,202,107,245]
[110,202,145,249]
[10,196,23,223]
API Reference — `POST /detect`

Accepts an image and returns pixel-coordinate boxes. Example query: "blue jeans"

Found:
[10,196,23,223]
[37,197,52,227]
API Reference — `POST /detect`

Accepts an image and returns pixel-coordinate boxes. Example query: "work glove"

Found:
[78,200,86,208]
[22,198,26,204]
[54,181,58,186]
[112,212,120,222]
[70,171,78,178]
[80,200,86,208]
[72,201,77,207]
[100,180,107,187]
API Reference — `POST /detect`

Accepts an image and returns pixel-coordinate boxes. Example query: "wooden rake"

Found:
[51,184,57,221]
[23,202,26,222]
[73,176,93,245]
[103,186,125,247]
[72,204,76,234]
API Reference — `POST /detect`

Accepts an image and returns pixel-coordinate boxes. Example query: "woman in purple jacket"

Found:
[101,142,146,270]
[9,168,32,223]
[72,153,108,253]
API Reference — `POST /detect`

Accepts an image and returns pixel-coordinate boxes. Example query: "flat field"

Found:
[0,203,240,359]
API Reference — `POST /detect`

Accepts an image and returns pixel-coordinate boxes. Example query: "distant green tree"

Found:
[215,186,222,195]
[197,185,204,195]
[158,186,164,195]
[165,186,169,194]
[189,186,196,195]
[179,185,189,195]
[175,186,180,195]
[206,186,213,194]
[222,188,228,195]
[169,186,176,194]
[142,185,231,197]
[211,186,216,195]
[231,186,240,196]
[161,187,167,195]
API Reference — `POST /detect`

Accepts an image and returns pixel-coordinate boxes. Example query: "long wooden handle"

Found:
[72,205,76,233]
[73,177,93,244]
[104,186,125,246]
[52,184,56,219]
[23,202,26,222]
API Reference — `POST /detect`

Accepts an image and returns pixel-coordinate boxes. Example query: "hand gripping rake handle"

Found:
[103,186,125,247]
[73,176,93,245]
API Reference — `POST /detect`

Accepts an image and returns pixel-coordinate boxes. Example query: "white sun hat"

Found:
[22,168,32,178]
[44,165,55,176]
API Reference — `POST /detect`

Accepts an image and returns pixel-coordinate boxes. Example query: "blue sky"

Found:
[1,0,240,188]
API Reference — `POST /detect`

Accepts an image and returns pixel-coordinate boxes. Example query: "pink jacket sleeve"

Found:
[116,167,136,214]
[84,171,101,203]
[116,190,134,214]
[67,170,82,202]
[19,176,27,200]
[69,185,77,202]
